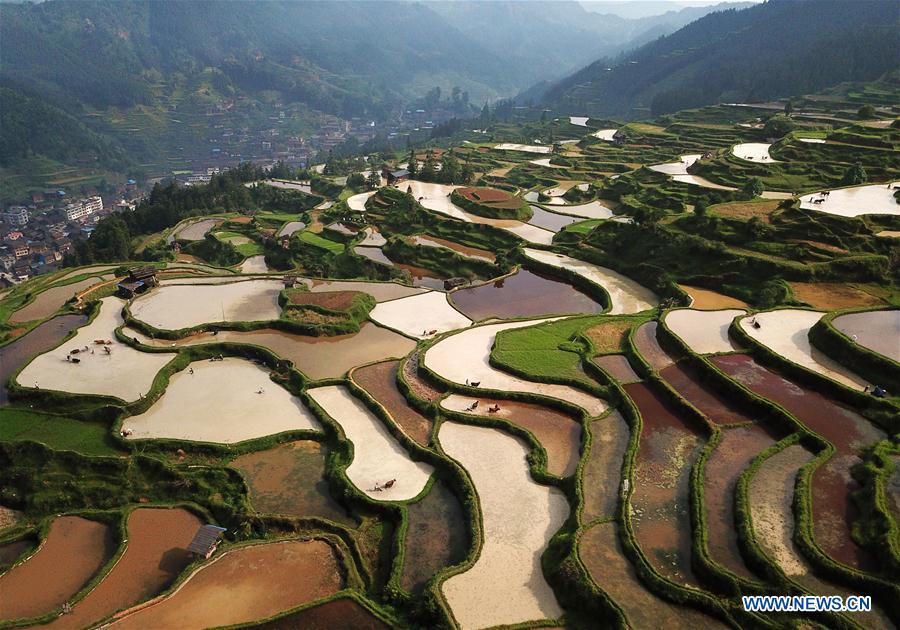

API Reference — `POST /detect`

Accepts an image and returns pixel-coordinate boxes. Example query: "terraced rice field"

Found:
[523,249,658,314]
[631,321,675,371]
[17,297,172,401]
[678,285,748,310]
[578,522,727,629]
[732,142,778,163]
[623,382,704,587]
[369,291,472,339]
[401,480,468,593]
[308,279,427,301]
[45,508,201,630]
[438,422,567,629]
[440,393,582,477]
[527,206,582,231]
[713,354,885,571]
[173,218,222,241]
[307,385,433,501]
[737,309,869,388]
[799,181,900,217]
[581,411,630,522]
[10,276,112,323]
[0,516,115,622]
[424,319,607,416]
[127,322,416,380]
[230,441,353,524]
[351,361,433,445]
[129,279,283,330]
[247,597,389,629]
[831,309,900,361]
[109,540,344,630]
[665,308,743,354]
[538,200,614,220]
[410,235,495,262]
[593,354,641,384]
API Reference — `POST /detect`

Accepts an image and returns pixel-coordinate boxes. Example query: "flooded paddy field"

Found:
[129,280,283,330]
[748,444,893,629]
[592,354,641,384]
[127,322,415,380]
[799,181,900,217]
[832,309,900,361]
[46,508,201,630]
[0,515,115,622]
[410,235,496,262]
[53,265,118,283]
[173,218,222,241]
[526,206,581,231]
[0,314,87,404]
[631,321,675,371]
[394,262,449,290]
[738,309,869,389]
[660,360,755,425]
[307,385,433,501]
[308,279,427,302]
[578,522,727,629]
[351,361,433,446]
[713,353,885,571]
[0,539,33,567]
[523,249,657,314]
[703,425,776,580]
[450,268,603,321]
[623,382,703,587]
[240,255,270,274]
[110,540,344,630]
[277,221,306,237]
[17,298,171,402]
[731,143,778,163]
[347,191,376,212]
[369,291,472,339]
[353,245,394,266]
[424,319,608,416]
[401,479,468,593]
[231,441,353,524]
[664,308,743,355]
[122,358,319,443]
[537,200,614,220]
[441,393,582,477]
[581,411,630,522]
[10,276,112,323]
[247,597,389,629]
[438,422,567,629]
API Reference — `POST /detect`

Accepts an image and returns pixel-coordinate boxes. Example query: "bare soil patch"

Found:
[711,200,779,222]
[678,285,748,310]
[585,320,633,354]
[788,282,883,310]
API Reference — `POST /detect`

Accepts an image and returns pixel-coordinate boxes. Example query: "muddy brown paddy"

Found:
[451,268,603,320]
[579,522,727,629]
[10,277,110,323]
[110,540,343,629]
[624,382,704,587]
[402,480,468,593]
[0,314,87,404]
[704,425,777,580]
[660,361,755,425]
[712,354,885,572]
[582,411,630,522]
[0,539,33,567]
[352,361,433,446]
[592,354,641,384]
[631,322,675,371]
[231,441,353,525]
[46,508,201,629]
[0,515,115,622]
[246,597,389,629]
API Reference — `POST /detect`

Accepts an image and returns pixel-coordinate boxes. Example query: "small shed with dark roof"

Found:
[187,524,227,559]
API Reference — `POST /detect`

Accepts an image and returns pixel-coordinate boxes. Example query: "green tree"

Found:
[346,172,365,190]
[420,150,436,182]
[763,114,795,138]
[784,99,793,116]
[407,147,417,177]
[857,104,876,119]
[842,161,868,185]
[742,177,764,198]
[365,169,381,190]
[693,200,707,217]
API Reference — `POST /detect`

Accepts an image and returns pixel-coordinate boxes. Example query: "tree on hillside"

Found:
[420,150,437,182]
[693,200,707,217]
[784,99,793,117]
[763,114,795,138]
[842,162,868,185]
[365,169,381,191]
[347,172,365,190]
[742,177,764,199]
[857,104,876,120]
[407,147,417,177]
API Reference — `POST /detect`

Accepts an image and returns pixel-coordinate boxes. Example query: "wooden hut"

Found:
[187,524,227,559]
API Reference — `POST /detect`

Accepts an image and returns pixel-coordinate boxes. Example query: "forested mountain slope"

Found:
[541,0,899,118]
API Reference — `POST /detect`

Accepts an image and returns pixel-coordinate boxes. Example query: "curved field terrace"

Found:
[664,308,744,355]
[832,309,900,361]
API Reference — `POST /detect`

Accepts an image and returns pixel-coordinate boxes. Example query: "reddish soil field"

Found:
[0,539,33,567]
[624,382,704,587]
[230,441,353,525]
[704,425,777,580]
[678,284,748,310]
[402,480,468,593]
[111,540,344,629]
[631,322,675,371]
[285,290,362,310]
[352,360,433,446]
[592,354,641,384]
[579,523,727,629]
[46,508,201,629]
[402,353,446,404]
[582,411,630,523]
[660,361,756,425]
[0,314,87,404]
[451,268,603,321]
[585,320,633,353]
[787,282,883,310]
[247,597,390,629]
[457,186,521,209]
[712,354,885,572]
[0,516,115,622]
